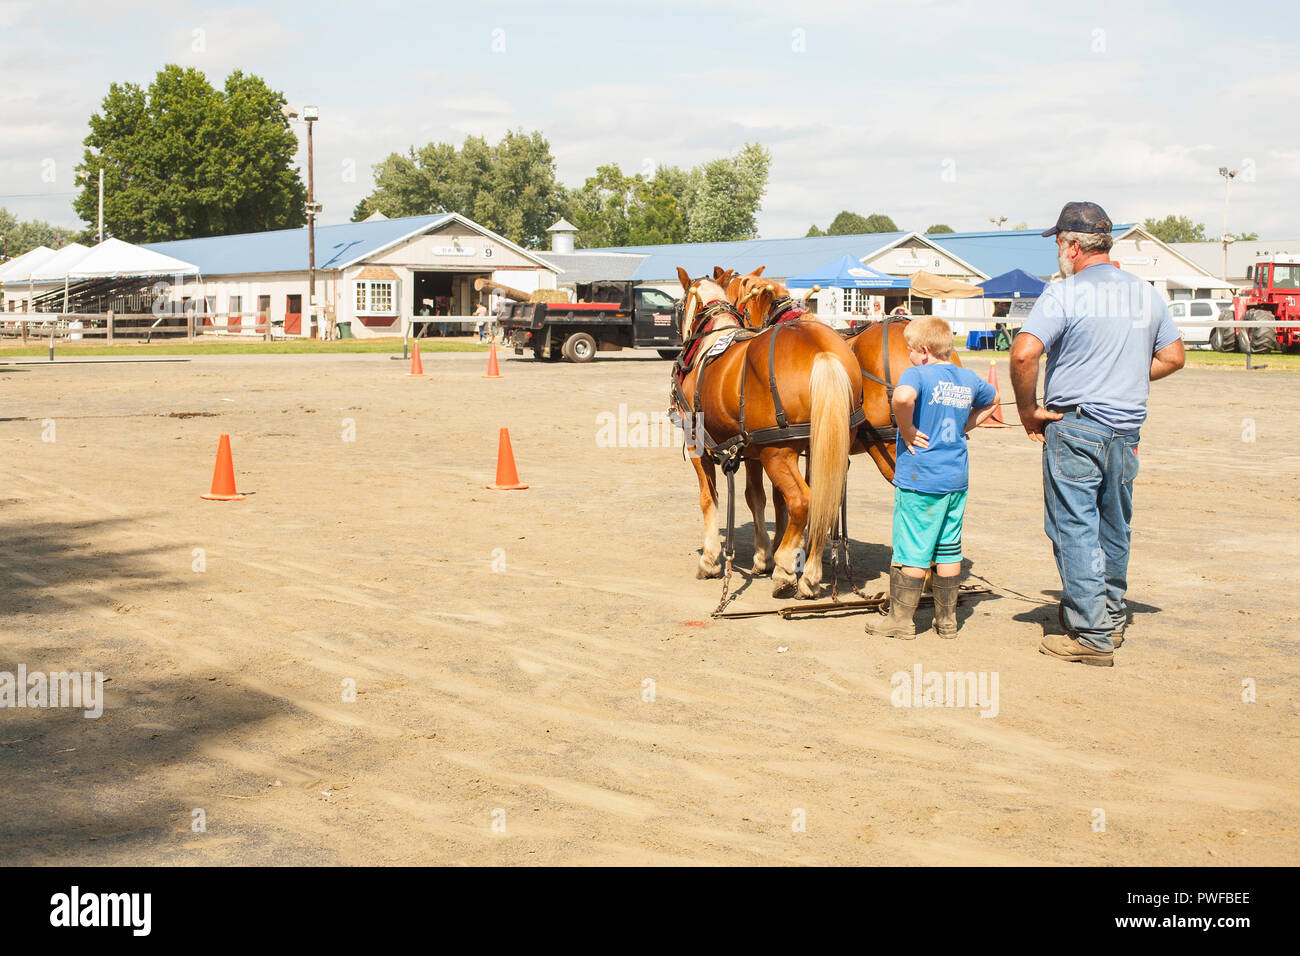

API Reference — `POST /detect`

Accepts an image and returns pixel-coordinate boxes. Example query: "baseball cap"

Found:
[1041,201,1113,237]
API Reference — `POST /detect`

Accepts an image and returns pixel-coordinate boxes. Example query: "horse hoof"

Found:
[697,563,722,580]
[772,578,797,599]
[751,559,772,576]
[797,580,823,600]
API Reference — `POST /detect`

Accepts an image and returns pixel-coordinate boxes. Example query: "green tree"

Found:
[0,208,80,259]
[813,211,900,235]
[924,223,955,234]
[353,130,566,249]
[1234,231,1259,241]
[74,65,306,242]
[827,211,871,234]
[1142,215,1206,243]
[805,224,826,237]
[563,165,686,248]
[684,143,771,242]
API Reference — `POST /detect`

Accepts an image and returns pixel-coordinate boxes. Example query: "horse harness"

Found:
[842,314,902,448]
[670,296,865,476]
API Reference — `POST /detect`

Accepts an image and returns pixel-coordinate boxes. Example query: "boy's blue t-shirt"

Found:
[893,363,996,494]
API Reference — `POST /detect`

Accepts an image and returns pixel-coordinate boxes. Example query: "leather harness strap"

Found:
[670,305,866,470]
[844,314,901,446]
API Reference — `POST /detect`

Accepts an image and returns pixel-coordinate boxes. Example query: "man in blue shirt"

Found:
[868,316,998,640]
[1011,201,1185,667]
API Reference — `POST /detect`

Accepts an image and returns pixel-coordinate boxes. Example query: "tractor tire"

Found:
[563,332,596,363]
[1238,310,1278,353]
[1208,326,1236,352]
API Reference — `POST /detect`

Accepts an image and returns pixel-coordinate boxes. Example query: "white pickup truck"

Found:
[1167,298,1232,350]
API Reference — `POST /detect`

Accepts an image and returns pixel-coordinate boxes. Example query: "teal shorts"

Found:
[892,487,967,567]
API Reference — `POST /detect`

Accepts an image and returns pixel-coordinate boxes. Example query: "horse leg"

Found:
[743,459,773,575]
[692,454,723,578]
[760,446,809,599]
[773,485,788,553]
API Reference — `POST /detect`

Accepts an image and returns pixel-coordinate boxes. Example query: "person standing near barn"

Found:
[1011,202,1185,667]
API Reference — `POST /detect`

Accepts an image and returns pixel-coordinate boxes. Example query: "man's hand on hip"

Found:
[1020,405,1064,443]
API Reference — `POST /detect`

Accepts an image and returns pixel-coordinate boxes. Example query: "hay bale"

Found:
[529,290,571,304]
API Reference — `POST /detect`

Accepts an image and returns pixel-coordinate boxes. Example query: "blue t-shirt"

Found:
[893,363,996,494]
[1020,264,1180,433]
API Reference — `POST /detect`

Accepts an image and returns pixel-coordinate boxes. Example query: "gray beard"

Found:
[1058,247,1076,277]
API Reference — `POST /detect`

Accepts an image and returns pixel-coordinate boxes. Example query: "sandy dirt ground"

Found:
[0,349,1297,866]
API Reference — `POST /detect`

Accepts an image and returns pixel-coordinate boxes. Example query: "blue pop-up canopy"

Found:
[978,268,1045,299]
[786,253,911,290]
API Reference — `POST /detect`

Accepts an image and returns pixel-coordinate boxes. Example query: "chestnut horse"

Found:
[727,269,962,485]
[672,269,863,599]
[724,270,964,564]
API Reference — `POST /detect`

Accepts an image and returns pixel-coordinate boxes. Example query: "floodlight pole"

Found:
[1219,166,1238,282]
[97,168,104,243]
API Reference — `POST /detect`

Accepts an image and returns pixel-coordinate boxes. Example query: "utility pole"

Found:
[98,167,104,243]
[1218,166,1238,282]
[305,106,318,330]
[282,104,323,337]
[989,215,1007,231]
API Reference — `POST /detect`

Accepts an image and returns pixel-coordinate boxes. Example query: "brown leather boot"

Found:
[866,567,924,640]
[931,575,961,639]
[1039,633,1114,667]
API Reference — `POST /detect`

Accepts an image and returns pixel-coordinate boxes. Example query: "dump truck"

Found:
[490,279,682,363]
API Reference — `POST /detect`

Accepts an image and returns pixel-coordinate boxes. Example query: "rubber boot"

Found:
[931,575,961,639]
[866,567,924,639]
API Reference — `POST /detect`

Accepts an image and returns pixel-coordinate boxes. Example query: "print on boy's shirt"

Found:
[927,380,974,408]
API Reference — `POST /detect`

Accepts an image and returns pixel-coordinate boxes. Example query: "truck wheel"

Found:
[564,332,596,363]
[531,343,545,361]
[657,348,680,360]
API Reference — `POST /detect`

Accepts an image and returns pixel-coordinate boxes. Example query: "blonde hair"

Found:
[903,316,954,358]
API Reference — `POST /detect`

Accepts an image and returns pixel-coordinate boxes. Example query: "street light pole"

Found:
[989,215,1007,231]
[1218,166,1238,282]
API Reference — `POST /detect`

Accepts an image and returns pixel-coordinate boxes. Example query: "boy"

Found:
[868,317,998,639]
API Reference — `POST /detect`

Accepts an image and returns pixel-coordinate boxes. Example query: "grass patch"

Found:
[0,337,490,358]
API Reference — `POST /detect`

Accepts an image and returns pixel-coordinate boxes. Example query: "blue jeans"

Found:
[1042,410,1140,652]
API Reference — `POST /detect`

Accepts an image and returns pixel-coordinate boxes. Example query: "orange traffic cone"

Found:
[483,341,501,379]
[980,360,1014,428]
[200,433,246,500]
[409,341,424,376]
[486,427,528,491]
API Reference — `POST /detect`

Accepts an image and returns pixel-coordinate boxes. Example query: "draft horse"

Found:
[671,268,864,599]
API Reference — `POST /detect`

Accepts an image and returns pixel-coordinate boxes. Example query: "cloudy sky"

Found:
[2,0,1296,241]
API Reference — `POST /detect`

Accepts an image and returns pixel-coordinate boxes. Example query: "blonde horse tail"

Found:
[806,352,853,551]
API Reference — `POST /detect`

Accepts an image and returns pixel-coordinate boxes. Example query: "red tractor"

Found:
[1231,255,1300,353]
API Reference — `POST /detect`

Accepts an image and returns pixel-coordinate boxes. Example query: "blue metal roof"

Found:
[142,214,452,275]
[589,232,909,282]
[927,225,1136,280]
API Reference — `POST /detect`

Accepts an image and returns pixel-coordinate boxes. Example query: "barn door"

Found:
[285,294,302,335]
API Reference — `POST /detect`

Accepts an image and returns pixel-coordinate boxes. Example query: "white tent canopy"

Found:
[28,243,92,282]
[0,245,58,283]
[68,237,199,278]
